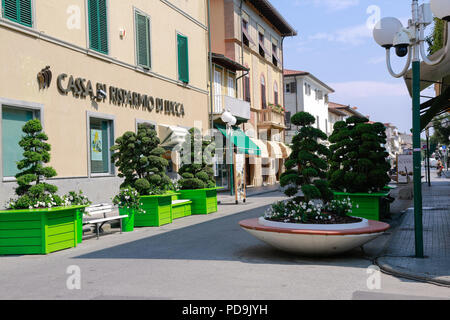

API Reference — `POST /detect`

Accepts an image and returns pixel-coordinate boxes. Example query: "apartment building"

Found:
[0,0,210,206]
[210,0,296,188]
[283,69,335,144]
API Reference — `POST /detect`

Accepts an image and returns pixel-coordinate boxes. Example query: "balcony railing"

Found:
[212,95,250,121]
[259,106,286,128]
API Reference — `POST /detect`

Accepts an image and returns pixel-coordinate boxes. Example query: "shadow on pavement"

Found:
[73,201,374,269]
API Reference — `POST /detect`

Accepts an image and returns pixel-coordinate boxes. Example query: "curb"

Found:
[375,256,450,287]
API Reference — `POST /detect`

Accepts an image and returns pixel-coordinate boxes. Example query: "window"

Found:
[325,94,329,104]
[228,74,235,97]
[272,41,280,67]
[135,10,151,69]
[325,119,328,135]
[2,0,33,27]
[261,75,266,109]
[242,19,249,47]
[274,82,278,105]
[2,106,37,178]
[286,82,296,93]
[285,111,292,130]
[315,89,323,101]
[258,32,265,57]
[89,118,113,174]
[304,83,311,96]
[316,116,320,129]
[214,69,222,113]
[177,34,189,83]
[244,74,251,102]
[88,0,108,54]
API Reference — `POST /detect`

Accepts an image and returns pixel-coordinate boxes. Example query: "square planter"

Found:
[333,190,390,221]
[172,200,192,219]
[177,188,220,215]
[119,207,135,232]
[135,194,173,227]
[0,206,87,255]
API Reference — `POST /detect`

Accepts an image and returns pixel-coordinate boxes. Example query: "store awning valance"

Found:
[250,138,269,158]
[215,124,261,156]
[420,86,450,131]
[266,141,283,159]
[277,142,292,158]
[158,125,189,149]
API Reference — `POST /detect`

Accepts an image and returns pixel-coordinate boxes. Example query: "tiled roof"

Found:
[283,69,309,76]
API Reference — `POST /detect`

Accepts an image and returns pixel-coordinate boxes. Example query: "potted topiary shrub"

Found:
[176,127,219,215]
[328,116,391,220]
[0,119,90,255]
[111,124,174,227]
[239,112,390,256]
[112,187,141,232]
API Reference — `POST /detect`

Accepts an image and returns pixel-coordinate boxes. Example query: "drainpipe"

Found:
[207,0,214,131]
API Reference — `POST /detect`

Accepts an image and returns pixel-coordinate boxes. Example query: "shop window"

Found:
[135,10,151,69]
[177,34,189,83]
[1,106,37,178]
[88,0,109,54]
[2,0,33,27]
[89,117,113,175]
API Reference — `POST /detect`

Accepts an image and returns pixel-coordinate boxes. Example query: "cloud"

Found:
[329,81,409,99]
[367,56,386,65]
[295,0,359,11]
[308,23,372,45]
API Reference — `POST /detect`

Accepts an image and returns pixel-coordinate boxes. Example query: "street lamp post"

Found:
[373,0,450,258]
[221,111,237,196]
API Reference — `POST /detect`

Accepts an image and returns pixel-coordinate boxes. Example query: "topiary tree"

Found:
[111,124,173,195]
[177,127,216,190]
[9,119,61,209]
[280,112,333,203]
[328,116,390,193]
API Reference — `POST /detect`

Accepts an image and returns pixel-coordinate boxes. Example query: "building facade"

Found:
[210,0,296,189]
[283,69,335,144]
[0,0,210,207]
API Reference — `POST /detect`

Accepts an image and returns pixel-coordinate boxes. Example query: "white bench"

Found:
[83,204,129,240]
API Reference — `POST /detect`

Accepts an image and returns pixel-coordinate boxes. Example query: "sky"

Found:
[270,0,437,133]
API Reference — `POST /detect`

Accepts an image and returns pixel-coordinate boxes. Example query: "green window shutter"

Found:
[2,0,32,27]
[177,34,189,83]
[88,0,108,54]
[136,12,150,68]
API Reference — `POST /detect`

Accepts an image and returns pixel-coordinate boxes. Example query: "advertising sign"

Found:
[234,153,246,203]
[397,154,413,184]
[91,129,103,161]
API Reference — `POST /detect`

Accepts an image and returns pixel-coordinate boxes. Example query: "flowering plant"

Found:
[63,191,92,206]
[269,103,285,114]
[324,197,357,217]
[264,198,359,224]
[264,199,333,224]
[112,187,143,213]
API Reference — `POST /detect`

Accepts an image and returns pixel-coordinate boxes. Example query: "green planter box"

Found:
[172,200,192,219]
[177,188,220,215]
[0,206,87,255]
[135,194,173,227]
[119,207,135,232]
[333,190,390,221]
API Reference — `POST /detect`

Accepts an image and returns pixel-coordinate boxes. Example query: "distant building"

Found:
[283,69,334,144]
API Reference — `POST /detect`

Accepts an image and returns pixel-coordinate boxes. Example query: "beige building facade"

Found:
[210,0,296,189]
[0,0,210,207]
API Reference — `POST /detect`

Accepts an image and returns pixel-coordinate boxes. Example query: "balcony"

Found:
[258,106,286,129]
[212,95,251,122]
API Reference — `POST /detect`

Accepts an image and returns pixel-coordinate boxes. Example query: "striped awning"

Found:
[267,141,283,159]
[250,138,269,158]
[277,142,292,158]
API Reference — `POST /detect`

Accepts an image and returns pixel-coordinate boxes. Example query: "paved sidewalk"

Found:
[217,184,281,204]
[377,177,450,286]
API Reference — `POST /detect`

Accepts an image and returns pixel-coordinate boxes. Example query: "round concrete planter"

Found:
[240,217,390,256]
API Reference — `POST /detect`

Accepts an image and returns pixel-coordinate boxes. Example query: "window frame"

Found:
[133,7,152,70]
[86,0,110,55]
[0,98,43,181]
[86,111,115,177]
[1,0,34,28]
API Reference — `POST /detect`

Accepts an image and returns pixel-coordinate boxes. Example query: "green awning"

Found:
[420,86,450,131]
[215,124,261,156]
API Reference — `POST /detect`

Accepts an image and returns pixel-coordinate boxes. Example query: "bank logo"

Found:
[37,66,52,90]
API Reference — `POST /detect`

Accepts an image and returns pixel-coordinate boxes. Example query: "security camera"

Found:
[393,29,411,57]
